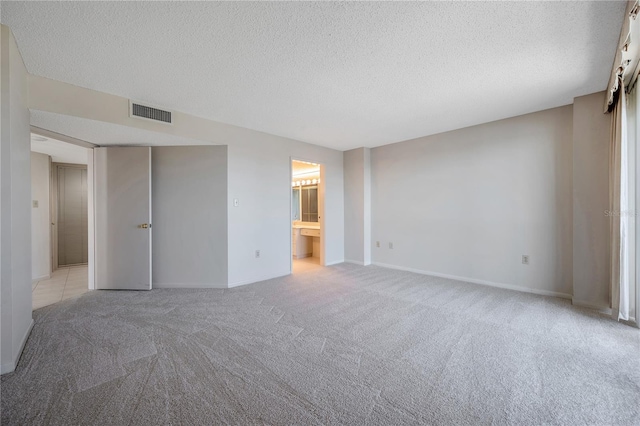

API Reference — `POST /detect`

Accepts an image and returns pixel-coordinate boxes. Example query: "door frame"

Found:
[32,126,97,290]
[289,156,326,273]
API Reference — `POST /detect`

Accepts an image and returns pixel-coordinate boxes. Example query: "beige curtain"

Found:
[610,76,630,321]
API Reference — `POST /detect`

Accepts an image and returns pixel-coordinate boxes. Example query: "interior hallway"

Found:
[32,266,88,310]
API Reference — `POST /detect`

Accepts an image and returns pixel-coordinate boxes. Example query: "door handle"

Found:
[139,223,149,229]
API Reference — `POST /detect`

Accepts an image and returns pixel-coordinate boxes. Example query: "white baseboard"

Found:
[228,272,290,288]
[344,260,374,266]
[1,319,34,375]
[32,274,50,283]
[571,299,612,315]
[152,282,227,289]
[324,260,344,266]
[372,262,573,300]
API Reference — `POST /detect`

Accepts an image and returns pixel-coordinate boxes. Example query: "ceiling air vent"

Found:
[129,101,173,125]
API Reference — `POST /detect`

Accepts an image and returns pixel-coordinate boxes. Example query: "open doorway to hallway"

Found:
[291,159,324,274]
[30,132,92,309]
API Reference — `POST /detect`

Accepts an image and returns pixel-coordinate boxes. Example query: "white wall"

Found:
[17,48,627,315]
[31,152,50,281]
[28,75,345,288]
[633,87,639,323]
[152,145,228,288]
[363,148,371,266]
[227,140,343,286]
[1,25,33,374]
[572,92,612,311]
[87,150,95,290]
[344,147,371,265]
[344,148,365,263]
[21,60,620,308]
[371,105,574,298]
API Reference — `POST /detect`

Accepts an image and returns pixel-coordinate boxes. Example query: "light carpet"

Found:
[2,264,639,425]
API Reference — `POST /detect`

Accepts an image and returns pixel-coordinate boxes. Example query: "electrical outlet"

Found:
[255,250,260,258]
[389,242,394,249]
[522,255,529,265]
[376,241,380,248]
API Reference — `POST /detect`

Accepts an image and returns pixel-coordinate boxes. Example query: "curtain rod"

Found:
[605,0,639,112]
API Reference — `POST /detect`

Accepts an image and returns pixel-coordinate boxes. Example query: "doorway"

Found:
[291,159,325,274]
[30,132,93,310]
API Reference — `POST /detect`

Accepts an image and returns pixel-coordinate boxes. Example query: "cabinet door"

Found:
[292,228,298,256]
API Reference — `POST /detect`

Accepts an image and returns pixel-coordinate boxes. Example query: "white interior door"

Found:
[94,147,151,290]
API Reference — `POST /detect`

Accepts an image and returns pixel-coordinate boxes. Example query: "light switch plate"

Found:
[233,198,239,207]
[32,200,38,208]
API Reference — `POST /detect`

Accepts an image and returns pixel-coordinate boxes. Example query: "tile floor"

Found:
[32,265,89,310]
[292,256,323,274]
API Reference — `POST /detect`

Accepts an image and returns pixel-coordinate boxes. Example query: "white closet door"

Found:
[94,147,152,290]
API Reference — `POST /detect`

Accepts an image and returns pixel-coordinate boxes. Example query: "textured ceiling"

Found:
[2,1,626,150]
